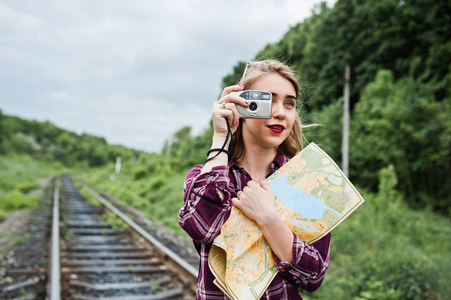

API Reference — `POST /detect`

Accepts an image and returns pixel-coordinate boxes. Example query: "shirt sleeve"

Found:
[178,165,233,244]
[273,232,331,292]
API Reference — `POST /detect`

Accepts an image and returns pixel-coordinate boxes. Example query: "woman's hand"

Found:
[232,179,278,226]
[233,180,294,261]
[201,85,249,174]
[212,85,248,138]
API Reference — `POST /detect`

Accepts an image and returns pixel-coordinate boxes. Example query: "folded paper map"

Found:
[208,142,365,300]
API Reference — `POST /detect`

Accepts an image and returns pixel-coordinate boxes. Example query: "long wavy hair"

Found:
[231,59,303,163]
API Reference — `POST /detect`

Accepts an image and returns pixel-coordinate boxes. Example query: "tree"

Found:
[350,70,451,211]
[222,61,247,88]
[219,0,451,213]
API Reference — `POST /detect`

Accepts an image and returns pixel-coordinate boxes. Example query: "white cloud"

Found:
[0,0,336,153]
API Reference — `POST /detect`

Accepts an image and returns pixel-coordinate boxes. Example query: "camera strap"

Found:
[204,117,233,165]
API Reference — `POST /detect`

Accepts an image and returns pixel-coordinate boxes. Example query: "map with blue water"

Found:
[265,142,365,243]
[270,174,343,220]
[210,143,365,300]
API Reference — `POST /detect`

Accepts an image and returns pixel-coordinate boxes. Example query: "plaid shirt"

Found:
[179,155,331,299]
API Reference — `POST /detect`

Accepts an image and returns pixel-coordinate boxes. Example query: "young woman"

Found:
[179,60,331,299]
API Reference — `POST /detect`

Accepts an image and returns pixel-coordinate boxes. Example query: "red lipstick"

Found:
[268,124,285,134]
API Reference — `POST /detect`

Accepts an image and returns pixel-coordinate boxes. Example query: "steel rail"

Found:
[79,179,199,291]
[50,177,61,299]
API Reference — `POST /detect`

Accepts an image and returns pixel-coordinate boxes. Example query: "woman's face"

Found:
[242,72,297,151]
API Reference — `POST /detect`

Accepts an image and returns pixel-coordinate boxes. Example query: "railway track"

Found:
[48,175,197,299]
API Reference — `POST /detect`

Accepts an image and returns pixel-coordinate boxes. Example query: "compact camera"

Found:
[231,90,272,119]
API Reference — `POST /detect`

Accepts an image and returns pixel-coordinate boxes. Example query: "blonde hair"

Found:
[231,59,303,162]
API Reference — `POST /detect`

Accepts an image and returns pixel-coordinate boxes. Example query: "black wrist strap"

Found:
[204,117,233,165]
[207,148,230,158]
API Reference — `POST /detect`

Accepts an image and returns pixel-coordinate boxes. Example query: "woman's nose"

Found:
[272,102,286,119]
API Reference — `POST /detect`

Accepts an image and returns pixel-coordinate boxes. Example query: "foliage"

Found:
[0,190,41,213]
[161,124,214,172]
[77,162,187,234]
[1,1,451,298]
[351,70,451,210]
[304,166,451,299]
[74,157,451,299]
[221,0,451,214]
[0,153,65,218]
[0,113,138,168]
[302,99,343,162]
[103,211,130,232]
[258,0,450,111]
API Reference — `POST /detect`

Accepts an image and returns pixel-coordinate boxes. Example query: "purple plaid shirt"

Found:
[179,154,331,299]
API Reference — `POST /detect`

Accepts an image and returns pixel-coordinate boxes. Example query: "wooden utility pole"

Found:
[342,63,350,177]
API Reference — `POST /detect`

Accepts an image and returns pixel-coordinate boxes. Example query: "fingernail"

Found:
[236,120,240,126]
[262,177,266,182]
[245,101,250,105]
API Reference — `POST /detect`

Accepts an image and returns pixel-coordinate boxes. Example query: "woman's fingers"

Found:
[242,185,250,194]
[247,181,259,188]
[232,197,242,208]
[221,85,244,98]
[213,85,250,133]
[219,86,250,108]
[260,179,271,191]
[212,107,231,127]
[219,103,240,129]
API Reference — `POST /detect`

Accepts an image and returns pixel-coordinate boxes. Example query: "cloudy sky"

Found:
[0,0,335,153]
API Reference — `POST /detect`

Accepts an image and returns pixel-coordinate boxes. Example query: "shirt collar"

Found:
[273,153,287,170]
[229,153,287,173]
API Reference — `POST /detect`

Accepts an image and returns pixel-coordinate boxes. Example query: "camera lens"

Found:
[249,102,258,111]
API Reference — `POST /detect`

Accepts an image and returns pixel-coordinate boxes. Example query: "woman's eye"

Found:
[285,101,295,108]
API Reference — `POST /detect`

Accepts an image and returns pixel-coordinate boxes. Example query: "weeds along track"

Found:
[0,180,52,300]
[50,175,197,300]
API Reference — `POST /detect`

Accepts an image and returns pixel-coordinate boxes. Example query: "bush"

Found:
[15,181,39,193]
[304,165,449,299]
[0,210,6,223]
[0,190,40,212]
[149,176,166,190]
[133,168,148,180]
[78,153,451,299]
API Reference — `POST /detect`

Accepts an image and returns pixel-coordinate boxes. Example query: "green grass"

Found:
[0,153,66,219]
[77,164,186,234]
[73,180,102,207]
[303,166,451,300]
[150,283,162,290]
[3,153,449,299]
[103,211,130,232]
[78,163,451,300]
